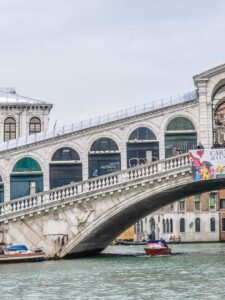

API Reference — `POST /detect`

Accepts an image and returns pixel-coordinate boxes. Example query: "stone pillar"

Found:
[195,79,213,148]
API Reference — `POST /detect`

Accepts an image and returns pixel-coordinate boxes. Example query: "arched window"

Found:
[29,117,41,135]
[90,138,119,151]
[129,127,157,141]
[162,219,166,233]
[12,157,41,172]
[166,219,169,233]
[165,117,197,158]
[195,218,201,232]
[4,117,16,141]
[89,138,121,178]
[180,218,185,233]
[0,175,4,203]
[50,147,82,189]
[52,147,80,161]
[11,157,43,200]
[170,219,173,233]
[127,127,159,167]
[166,117,195,131]
[210,218,216,232]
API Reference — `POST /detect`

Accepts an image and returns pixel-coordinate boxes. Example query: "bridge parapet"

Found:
[0,153,190,222]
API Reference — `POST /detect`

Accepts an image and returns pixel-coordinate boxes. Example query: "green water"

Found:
[0,243,225,300]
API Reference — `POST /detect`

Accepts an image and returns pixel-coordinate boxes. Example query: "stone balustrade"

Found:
[0,153,190,218]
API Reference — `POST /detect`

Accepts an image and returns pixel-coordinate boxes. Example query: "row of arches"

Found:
[0,116,197,201]
[179,217,215,233]
[4,117,41,141]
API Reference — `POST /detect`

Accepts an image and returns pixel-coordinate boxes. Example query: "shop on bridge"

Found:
[88,138,121,178]
[165,117,197,158]
[127,127,159,167]
[10,157,43,200]
[49,147,82,189]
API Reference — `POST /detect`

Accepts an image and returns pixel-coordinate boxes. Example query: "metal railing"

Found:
[0,90,197,152]
[0,153,190,218]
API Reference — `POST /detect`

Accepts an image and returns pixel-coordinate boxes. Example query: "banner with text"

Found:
[189,149,225,181]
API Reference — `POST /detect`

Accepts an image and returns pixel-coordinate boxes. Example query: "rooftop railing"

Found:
[0,90,197,152]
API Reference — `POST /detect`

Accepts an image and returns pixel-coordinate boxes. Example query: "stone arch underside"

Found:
[60,177,225,258]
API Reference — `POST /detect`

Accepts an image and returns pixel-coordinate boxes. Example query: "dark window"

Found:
[222,218,225,232]
[220,199,225,209]
[210,218,216,232]
[4,117,16,141]
[162,219,166,233]
[90,138,119,151]
[52,147,80,161]
[195,218,201,232]
[180,218,185,232]
[166,219,169,233]
[29,117,41,135]
[166,117,195,131]
[129,127,156,141]
[170,203,174,211]
[170,219,173,233]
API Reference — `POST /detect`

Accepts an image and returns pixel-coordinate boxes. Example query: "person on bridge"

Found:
[197,142,204,149]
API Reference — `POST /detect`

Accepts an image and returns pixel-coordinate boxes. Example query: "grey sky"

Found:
[0,0,225,127]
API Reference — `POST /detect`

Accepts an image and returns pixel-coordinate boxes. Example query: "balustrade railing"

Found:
[0,153,190,218]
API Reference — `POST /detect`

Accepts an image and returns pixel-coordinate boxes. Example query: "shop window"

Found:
[4,117,16,141]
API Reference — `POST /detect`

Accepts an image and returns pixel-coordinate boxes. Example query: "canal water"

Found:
[1,243,225,300]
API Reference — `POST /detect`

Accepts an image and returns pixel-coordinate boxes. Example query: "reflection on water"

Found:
[1,243,225,300]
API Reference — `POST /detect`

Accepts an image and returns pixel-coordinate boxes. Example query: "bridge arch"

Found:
[165,116,197,158]
[59,175,225,257]
[49,147,82,189]
[10,157,43,200]
[88,137,121,178]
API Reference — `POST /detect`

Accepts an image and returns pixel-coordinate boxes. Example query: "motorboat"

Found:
[0,245,45,263]
[144,240,171,255]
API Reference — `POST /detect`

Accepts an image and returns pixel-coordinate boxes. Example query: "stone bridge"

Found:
[0,153,225,258]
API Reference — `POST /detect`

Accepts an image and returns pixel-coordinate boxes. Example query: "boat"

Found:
[0,245,45,263]
[144,240,171,255]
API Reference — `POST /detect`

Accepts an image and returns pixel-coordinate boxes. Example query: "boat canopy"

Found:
[147,240,166,243]
[7,245,28,251]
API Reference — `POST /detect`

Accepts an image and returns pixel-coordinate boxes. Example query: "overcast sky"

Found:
[1,0,225,128]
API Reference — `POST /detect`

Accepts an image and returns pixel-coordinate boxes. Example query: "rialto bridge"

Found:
[0,64,225,256]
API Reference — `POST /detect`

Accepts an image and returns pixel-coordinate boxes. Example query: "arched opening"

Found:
[88,138,121,178]
[166,219,169,233]
[29,117,41,135]
[180,218,185,233]
[195,217,201,232]
[210,217,216,232]
[50,147,82,189]
[0,176,4,203]
[127,127,159,167]
[4,117,16,141]
[165,117,197,158]
[149,217,155,240]
[10,157,43,200]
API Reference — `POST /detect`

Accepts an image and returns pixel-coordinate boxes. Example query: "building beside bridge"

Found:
[0,64,225,255]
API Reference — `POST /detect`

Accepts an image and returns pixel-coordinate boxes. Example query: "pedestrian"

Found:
[197,142,204,149]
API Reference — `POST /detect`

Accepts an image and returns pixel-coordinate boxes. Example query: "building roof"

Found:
[0,88,52,106]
